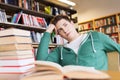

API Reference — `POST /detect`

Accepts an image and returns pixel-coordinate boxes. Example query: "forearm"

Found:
[36,32,51,60]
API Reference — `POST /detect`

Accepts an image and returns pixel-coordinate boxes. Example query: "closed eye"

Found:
[63,23,68,27]
[57,28,63,34]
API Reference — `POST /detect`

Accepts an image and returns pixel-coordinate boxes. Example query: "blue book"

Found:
[11,13,17,23]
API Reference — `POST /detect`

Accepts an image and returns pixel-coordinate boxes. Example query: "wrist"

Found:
[46,29,52,33]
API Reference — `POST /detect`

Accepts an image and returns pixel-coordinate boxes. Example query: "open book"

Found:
[21,61,110,80]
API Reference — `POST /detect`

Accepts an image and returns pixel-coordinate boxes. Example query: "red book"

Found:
[36,17,47,28]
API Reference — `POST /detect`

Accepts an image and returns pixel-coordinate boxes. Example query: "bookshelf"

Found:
[78,13,120,43]
[0,0,77,48]
[117,13,120,43]
[78,20,94,32]
[0,2,54,18]
[0,22,46,32]
[36,0,77,23]
[0,0,77,74]
[37,0,77,15]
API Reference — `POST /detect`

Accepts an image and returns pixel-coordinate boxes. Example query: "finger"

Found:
[54,27,58,35]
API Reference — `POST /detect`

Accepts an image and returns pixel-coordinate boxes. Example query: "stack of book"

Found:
[0,28,35,73]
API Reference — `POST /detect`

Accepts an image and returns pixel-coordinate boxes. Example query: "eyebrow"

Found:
[58,22,67,28]
[62,22,68,27]
[63,23,67,26]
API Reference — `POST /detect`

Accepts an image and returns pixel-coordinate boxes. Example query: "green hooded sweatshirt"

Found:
[36,31,120,70]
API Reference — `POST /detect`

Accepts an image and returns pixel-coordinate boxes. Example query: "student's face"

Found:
[56,19,76,41]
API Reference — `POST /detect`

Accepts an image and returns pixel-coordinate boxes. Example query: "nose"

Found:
[62,27,67,33]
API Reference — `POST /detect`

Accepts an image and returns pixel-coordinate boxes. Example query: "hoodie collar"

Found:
[60,31,97,60]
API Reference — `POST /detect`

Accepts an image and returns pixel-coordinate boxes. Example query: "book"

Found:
[0,54,34,60]
[11,13,18,23]
[5,0,18,6]
[0,58,35,66]
[11,11,23,23]
[0,9,8,22]
[21,61,110,80]
[0,44,33,52]
[0,64,35,73]
[0,28,30,37]
[0,36,32,45]
[36,17,47,28]
[0,50,33,56]
[30,31,38,42]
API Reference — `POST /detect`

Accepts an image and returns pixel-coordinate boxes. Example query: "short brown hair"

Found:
[50,15,71,25]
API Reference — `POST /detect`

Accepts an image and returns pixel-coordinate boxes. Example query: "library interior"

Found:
[0,0,120,80]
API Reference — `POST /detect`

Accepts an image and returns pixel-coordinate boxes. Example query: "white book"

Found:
[0,28,30,37]
[0,50,33,56]
[0,64,35,73]
[0,44,33,52]
[0,36,32,45]
[0,58,35,66]
[0,54,34,60]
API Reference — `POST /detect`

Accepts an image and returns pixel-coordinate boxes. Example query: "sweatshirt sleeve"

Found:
[99,32,120,53]
[36,32,51,60]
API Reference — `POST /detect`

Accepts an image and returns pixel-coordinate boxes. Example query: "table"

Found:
[106,71,120,80]
[0,71,120,80]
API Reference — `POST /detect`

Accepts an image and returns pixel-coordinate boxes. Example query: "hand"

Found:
[46,24,56,33]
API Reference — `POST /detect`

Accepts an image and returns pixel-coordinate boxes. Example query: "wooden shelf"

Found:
[0,22,46,33]
[0,1,77,49]
[32,43,62,48]
[37,0,77,15]
[79,28,93,32]
[106,32,118,35]
[0,3,54,19]
[78,13,120,43]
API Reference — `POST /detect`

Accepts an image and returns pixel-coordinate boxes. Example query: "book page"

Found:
[62,65,110,79]
[35,61,63,74]
[63,65,100,73]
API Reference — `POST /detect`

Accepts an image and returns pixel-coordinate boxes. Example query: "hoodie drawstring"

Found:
[90,32,96,53]
[60,46,63,60]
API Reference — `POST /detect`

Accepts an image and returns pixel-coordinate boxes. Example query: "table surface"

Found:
[0,71,120,80]
[106,71,120,80]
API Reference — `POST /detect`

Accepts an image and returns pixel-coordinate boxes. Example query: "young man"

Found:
[36,15,120,70]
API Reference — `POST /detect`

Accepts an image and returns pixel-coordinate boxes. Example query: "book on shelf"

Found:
[21,61,110,80]
[3,0,18,6]
[0,36,32,45]
[11,12,47,28]
[0,64,35,73]
[36,17,47,28]
[0,8,8,22]
[0,28,30,37]
[30,31,43,43]
[36,32,43,43]
[11,11,23,23]
[0,44,33,52]
[44,6,52,15]
[21,13,31,26]
[30,31,38,42]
